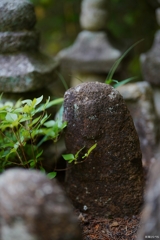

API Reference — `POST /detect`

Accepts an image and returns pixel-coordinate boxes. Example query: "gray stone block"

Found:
[140,30,160,86]
[58,31,121,73]
[0,31,40,53]
[80,0,107,30]
[0,52,58,92]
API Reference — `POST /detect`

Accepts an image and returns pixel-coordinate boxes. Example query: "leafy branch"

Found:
[0,95,65,177]
[62,143,97,164]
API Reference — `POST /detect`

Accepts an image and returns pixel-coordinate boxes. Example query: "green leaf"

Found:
[14,142,20,150]
[5,112,18,122]
[44,120,55,128]
[75,146,85,159]
[40,166,46,173]
[5,148,17,160]
[35,95,43,106]
[56,71,68,90]
[106,79,118,85]
[62,154,75,161]
[36,150,43,159]
[87,143,97,155]
[22,99,32,106]
[22,104,30,113]
[29,161,36,168]
[113,77,137,88]
[45,98,64,109]
[40,113,49,125]
[47,171,57,179]
[82,143,97,159]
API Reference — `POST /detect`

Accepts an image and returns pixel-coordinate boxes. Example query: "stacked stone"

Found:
[140,8,160,119]
[139,8,160,164]
[0,0,58,100]
[0,169,82,240]
[118,82,158,168]
[80,0,108,31]
[58,0,121,87]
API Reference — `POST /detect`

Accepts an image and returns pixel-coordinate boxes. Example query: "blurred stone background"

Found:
[30,0,159,80]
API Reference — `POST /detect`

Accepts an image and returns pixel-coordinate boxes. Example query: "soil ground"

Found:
[57,161,148,240]
[77,210,141,240]
[75,167,148,240]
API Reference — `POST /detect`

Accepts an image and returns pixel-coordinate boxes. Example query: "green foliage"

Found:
[0,95,65,174]
[62,143,97,164]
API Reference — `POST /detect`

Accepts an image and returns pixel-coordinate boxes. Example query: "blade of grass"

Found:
[105,39,144,83]
[56,71,68,90]
[113,77,137,88]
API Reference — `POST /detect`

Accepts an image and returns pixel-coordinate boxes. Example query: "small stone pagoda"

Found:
[0,0,58,101]
[58,0,121,87]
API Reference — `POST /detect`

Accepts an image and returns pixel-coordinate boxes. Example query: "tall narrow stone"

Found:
[0,169,82,240]
[64,82,144,218]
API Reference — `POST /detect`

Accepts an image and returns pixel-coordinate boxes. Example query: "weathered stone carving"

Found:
[64,82,144,218]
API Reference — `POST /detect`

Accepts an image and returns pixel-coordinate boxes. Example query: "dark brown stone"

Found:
[64,82,144,218]
[137,161,160,239]
[0,169,82,240]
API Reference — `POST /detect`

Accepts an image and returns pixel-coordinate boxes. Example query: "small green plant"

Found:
[62,143,97,164]
[0,95,65,178]
[105,39,143,88]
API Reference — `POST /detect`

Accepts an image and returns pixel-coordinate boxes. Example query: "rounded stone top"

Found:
[0,0,36,31]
